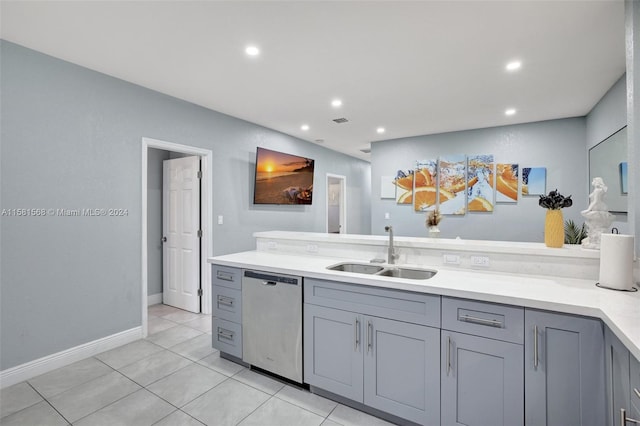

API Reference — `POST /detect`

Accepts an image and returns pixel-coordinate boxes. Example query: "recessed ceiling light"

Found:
[506,61,521,71]
[377,127,386,134]
[331,99,342,108]
[245,45,260,56]
[301,124,309,131]
[505,108,517,116]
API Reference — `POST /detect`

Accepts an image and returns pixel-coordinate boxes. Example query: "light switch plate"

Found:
[443,254,461,265]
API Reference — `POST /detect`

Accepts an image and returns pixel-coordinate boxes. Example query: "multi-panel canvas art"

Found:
[414,160,438,212]
[438,155,466,215]
[620,162,628,194]
[467,155,495,212]
[522,167,546,196]
[394,169,414,204]
[496,163,519,203]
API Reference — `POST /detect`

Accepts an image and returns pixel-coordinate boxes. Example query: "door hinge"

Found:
[197,170,202,179]
[197,288,203,297]
[197,229,203,238]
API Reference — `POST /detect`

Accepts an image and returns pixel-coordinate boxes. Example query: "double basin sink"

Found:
[327,262,437,280]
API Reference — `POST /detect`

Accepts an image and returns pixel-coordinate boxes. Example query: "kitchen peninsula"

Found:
[209,231,640,426]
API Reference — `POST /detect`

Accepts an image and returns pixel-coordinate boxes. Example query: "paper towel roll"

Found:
[599,234,635,290]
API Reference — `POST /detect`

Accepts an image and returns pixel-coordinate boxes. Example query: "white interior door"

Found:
[163,156,201,312]
[327,174,346,234]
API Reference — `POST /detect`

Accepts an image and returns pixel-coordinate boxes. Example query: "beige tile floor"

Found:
[0,304,395,426]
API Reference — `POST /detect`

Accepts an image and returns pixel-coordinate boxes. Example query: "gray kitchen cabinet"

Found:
[441,297,524,426]
[211,265,243,358]
[525,309,605,426]
[303,303,364,402]
[304,290,441,425]
[440,330,524,426]
[605,327,630,426]
[630,355,640,421]
[364,315,440,425]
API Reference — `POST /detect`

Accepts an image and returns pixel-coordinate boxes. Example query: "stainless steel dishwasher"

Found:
[242,270,303,383]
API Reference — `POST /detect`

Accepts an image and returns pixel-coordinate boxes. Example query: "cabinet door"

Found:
[364,316,440,426]
[525,309,605,426]
[303,304,364,402]
[631,355,640,418]
[441,331,523,426]
[605,327,630,426]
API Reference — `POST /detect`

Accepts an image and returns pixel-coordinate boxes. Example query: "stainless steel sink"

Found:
[327,262,437,280]
[377,267,437,280]
[327,262,385,274]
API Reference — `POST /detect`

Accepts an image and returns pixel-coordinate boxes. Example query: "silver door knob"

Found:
[162,236,167,243]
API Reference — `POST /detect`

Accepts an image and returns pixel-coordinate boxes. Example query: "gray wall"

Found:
[586,74,627,150]
[585,73,629,233]
[0,41,371,370]
[626,0,640,254]
[370,118,588,242]
[147,148,170,297]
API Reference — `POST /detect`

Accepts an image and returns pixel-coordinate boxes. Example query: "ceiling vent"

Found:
[332,118,349,124]
[360,148,371,154]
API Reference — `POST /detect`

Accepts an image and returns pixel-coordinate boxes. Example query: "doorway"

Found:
[326,174,347,234]
[141,137,213,338]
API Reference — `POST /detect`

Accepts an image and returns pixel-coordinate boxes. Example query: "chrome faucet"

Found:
[385,226,399,264]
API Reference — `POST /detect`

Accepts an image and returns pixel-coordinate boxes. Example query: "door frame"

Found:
[141,137,213,337]
[326,173,347,234]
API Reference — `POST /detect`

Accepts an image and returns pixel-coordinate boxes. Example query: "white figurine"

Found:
[581,177,615,249]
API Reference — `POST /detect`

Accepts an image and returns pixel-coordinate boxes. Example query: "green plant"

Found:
[564,219,587,244]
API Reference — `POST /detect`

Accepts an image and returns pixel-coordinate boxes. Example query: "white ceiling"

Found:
[0,1,626,161]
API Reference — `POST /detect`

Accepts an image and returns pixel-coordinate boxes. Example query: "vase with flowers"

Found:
[539,189,573,248]
[426,208,442,238]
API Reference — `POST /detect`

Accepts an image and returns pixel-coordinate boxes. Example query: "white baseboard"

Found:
[148,293,163,306]
[0,327,142,389]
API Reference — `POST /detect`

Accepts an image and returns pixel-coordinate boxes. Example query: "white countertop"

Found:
[209,250,640,360]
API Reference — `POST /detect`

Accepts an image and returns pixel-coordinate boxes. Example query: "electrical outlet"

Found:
[267,241,278,250]
[217,215,223,225]
[443,254,461,265]
[306,244,319,253]
[471,255,490,267]
[384,212,390,219]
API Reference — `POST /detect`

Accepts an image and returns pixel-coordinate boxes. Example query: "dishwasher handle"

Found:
[262,280,278,286]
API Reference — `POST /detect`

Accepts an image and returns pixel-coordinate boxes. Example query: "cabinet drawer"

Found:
[632,355,640,414]
[305,278,440,327]
[212,317,242,358]
[442,297,524,344]
[212,265,241,290]
[213,285,242,323]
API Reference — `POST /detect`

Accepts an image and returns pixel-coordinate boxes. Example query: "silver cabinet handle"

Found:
[635,389,640,400]
[459,314,503,328]
[447,336,452,376]
[367,320,373,353]
[355,318,360,350]
[261,280,277,286]
[217,272,233,282]
[533,325,539,369]
[217,295,234,306]
[620,408,640,425]
[217,328,234,340]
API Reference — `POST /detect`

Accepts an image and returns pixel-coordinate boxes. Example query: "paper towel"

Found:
[599,234,635,290]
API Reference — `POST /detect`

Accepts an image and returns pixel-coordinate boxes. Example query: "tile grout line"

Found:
[24,381,73,425]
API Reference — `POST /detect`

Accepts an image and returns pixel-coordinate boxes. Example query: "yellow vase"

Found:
[545,209,564,248]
